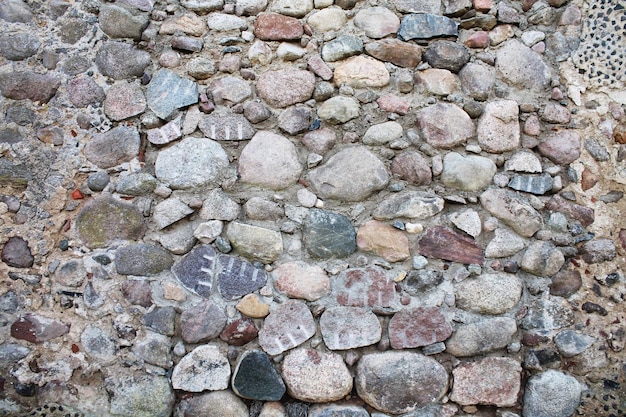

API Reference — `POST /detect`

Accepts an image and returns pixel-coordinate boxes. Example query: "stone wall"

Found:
[0,0,625,415]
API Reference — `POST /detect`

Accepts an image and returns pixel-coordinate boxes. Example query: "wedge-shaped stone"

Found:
[418,226,484,265]
[480,188,542,237]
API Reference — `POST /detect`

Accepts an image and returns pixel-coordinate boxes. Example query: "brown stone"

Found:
[236,294,270,318]
[388,307,452,349]
[613,122,626,144]
[254,13,303,41]
[549,270,582,297]
[391,150,432,185]
[418,226,484,265]
[121,279,152,307]
[356,220,410,262]
[364,39,422,68]
[464,31,490,48]
[545,195,594,227]
[376,94,410,115]
[581,167,598,191]
[220,318,259,346]
[450,357,521,407]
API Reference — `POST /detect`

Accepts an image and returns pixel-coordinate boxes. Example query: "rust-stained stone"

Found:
[11,314,70,343]
[450,357,522,407]
[334,266,397,309]
[545,195,594,227]
[220,318,259,346]
[388,307,452,349]
[417,226,484,265]
[356,220,410,262]
[254,13,303,41]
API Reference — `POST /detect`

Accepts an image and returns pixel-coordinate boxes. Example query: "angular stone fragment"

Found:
[477,100,520,153]
[485,228,527,258]
[365,39,422,68]
[259,300,316,355]
[147,69,198,120]
[95,42,151,80]
[160,13,207,36]
[104,82,146,121]
[147,116,182,145]
[81,325,117,364]
[121,279,152,307]
[455,273,522,314]
[416,103,474,148]
[309,147,389,201]
[143,306,176,336]
[356,351,448,414]
[398,14,458,40]
[11,314,69,343]
[2,236,34,268]
[554,330,595,358]
[85,126,140,169]
[354,7,400,39]
[521,297,574,331]
[496,39,551,90]
[334,266,397,309]
[445,317,517,356]
[523,370,583,417]
[545,195,594,227]
[217,254,268,299]
[132,332,172,369]
[508,173,553,195]
[238,131,302,190]
[152,197,194,230]
[441,152,496,191]
[254,13,303,41]
[389,307,452,349]
[333,56,390,88]
[200,189,240,221]
[233,350,286,400]
[282,348,353,402]
[320,306,382,350]
[357,220,410,262]
[172,345,230,392]
[321,35,363,62]
[307,54,333,80]
[172,245,218,298]
[0,343,30,368]
[423,40,469,73]
[579,239,616,264]
[317,96,360,124]
[115,243,173,276]
[181,301,227,343]
[480,189,543,237]
[76,195,145,248]
[537,131,581,165]
[417,68,460,96]
[273,261,330,301]
[521,241,565,277]
[257,69,315,108]
[0,71,61,103]
[199,111,254,141]
[226,222,283,264]
[302,209,356,259]
[450,358,521,407]
[418,226,484,265]
[220,317,259,346]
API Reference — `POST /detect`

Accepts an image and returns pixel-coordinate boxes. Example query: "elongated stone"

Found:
[446,317,517,356]
[418,226,484,265]
[508,173,553,195]
[334,266,397,309]
[398,14,458,41]
[389,307,452,349]
[198,111,254,141]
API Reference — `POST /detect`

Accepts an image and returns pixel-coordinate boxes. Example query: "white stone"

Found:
[194,220,224,243]
[153,197,194,230]
[362,121,403,145]
[485,228,527,258]
[451,209,481,237]
[206,13,247,31]
[277,43,307,61]
[171,345,230,392]
[505,150,543,173]
[307,7,346,32]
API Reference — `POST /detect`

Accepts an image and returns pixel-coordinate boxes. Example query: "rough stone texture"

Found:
[523,370,583,417]
[441,152,496,191]
[356,352,449,414]
[84,126,140,169]
[273,261,330,301]
[354,7,400,39]
[334,266,397,309]
[446,317,517,356]
[388,307,452,349]
[11,314,69,343]
[537,131,582,165]
[417,103,475,148]
[259,300,316,355]
[320,306,382,350]
[256,69,315,108]
[233,350,286,400]
[423,40,469,72]
[374,191,444,220]
[226,222,283,263]
[171,345,231,392]
[107,374,174,417]
[496,39,551,90]
[356,220,410,262]
[180,301,227,343]
[365,39,422,68]
[317,96,361,124]
[2,236,34,268]
[147,69,198,120]
[521,241,565,277]
[480,189,543,237]
[333,56,391,88]
[450,358,522,407]
[96,42,151,80]
[175,390,248,417]
[455,273,523,314]
[398,14,459,40]
[477,100,520,153]
[391,150,432,185]
[104,82,146,121]
[418,226,484,265]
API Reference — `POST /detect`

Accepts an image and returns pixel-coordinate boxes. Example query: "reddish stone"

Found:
[71,189,84,199]
[254,13,303,41]
[581,168,598,191]
[537,131,581,165]
[549,270,582,298]
[364,39,422,68]
[522,331,551,346]
[473,0,493,11]
[464,31,490,48]
[302,128,336,155]
[545,195,594,227]
[307,55,333,81]
[450,357,521,407]
[121,279,152,307]
[258,300,316,355]
[418,226,484,265]
[220,318,259,346]
[335,266,397,309]
[391,150,432,185]
[389,307,452,349]
[181,301,227,343]
[376,94,410,115]
[614,122,626,144]
[11,314,70,343]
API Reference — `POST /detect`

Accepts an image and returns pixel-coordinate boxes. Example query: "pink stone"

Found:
[418,226,484,265]
[365,39,422,68]
[545,195,594,227]
[388,307,452,349]
[307,54,333,81]
[391,150,432,185]
[258,300,316,355]
[254,13,303,41]
[256,69,315,108]
[473,0,493,11]
[335,266,397,309]
[524,114,542,136]
[416,103,474,149]
[450,357,522,407]
[273,261,331,301]
[537,130,581,165]
[302,128,336,155]
[377,94,410,115]
[464,31,490,49]
[540,103,571,124]
[121,279,153,307]
[357,220,410,262]
[320,306,382,350]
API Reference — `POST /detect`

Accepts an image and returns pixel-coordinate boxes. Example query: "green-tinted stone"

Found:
[303,209,356,259]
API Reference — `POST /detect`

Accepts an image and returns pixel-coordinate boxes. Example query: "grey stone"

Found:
[417,103,474,148]
[442,152,496,191]
[132,332,173,368]
[232,350,286,400]
[171,36,204,52]
[187,57,217,79]
[508,173,553,195]
[272,0,312,17]
[374,191,444,220]
[521,297,574,331]
[84,126,140,169]
[363,121,403,145]
[321,36,363,62]
[354,7,400,39]
[0,343,30,368]
[104,81,146,121]
[147,69,198,119]
[521,241,565,277]
[172,245,218,298]
[579,239,616,263]
[0,291,18,312]
[116,173,157,196]
[147,116,182,145]
[0,32,40,61]
[496,39,552,90]
[258,300,316,355]
[182,0,224,14]
[200,188,240,221]
[243,101,272,123]
[244,197,283,220]
[485,228,527,258]
[278,106,312,135]
[156,221,197,255]
[226,222,283,263]
[236,0,267,15]
[446,317,517,356]
[554,330,595,358]
[423,40,469,73]
[143,306,177,336]
[403,269,443,294]
[55,260,87,287]
[153,197,194,230]
[83,281,104,309]
[199,111,255,141]
[181,301,227,343]
[6,106,35,125]
[99,5,149,40]
[303,209,356,259]
[115,243,173,276]
[0,71,61,103]
[217,254,268,299]
[505,150,543,173]
[459,62,495,101]
[317,96,361,124]
[394,0,441,13]
[81,325,117,365]
[174,390,248,417]
[320,306,382,350]
[106,373,174,417]
[480,189,543,238]
[2,236,34,268]
[356,351,448,414]
[455,273,523,314]
[95,42,151,80]
[209,76,252,105]
[58,18,89,44]
[309,404,369,417]
[0,0,33,22]
[0,159,31,188]
[584,138,610,162]
[522,370,583,417]
[398,14,458,41]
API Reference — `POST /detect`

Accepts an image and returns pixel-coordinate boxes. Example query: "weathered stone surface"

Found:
[272,0,312,17]
[152,197,193,230]
[257,69,315,108]
[459,62,494,100]
[76,195,145,248]
[302,128,336,155]
[147,69,198,120]
[550,270,582,297]
[160,13,206,36]
[356,351,448,414]
[451,209,481,238]
[259,300,316,355]
[273,261,330,301]
[446,317,517,356]
[174,390,248,417]
[418,226,484,265]
[254,13,303,41]
[200,189,240,221]
[309,405,369,417]
[302,209,356,259]
[321,36,363,62]
[172,245,218,298]
[477,100,520,153]
[522,370,583,417]
[183,0,224,14]
[172,345,231,392]
[85,126,140,169]
[441,152,496,191]
[207,13,247,31]
[579,238,616,264]
[81,325,117,364]
[220,317,259,346]
[450,358,522,407]
[217,254,268,299]
[132,331,172,369]
[107,373,174,417]
[334,266,397,309]
[122,279,152,307]
[416,103,474,148]
[99,5,149,40]
[545,195,594,227]
[320,307,382,350]
[365,39,422,68]
[282,349,353,402]
[357,220,410,262]
[0,71,61,103]
[537,131,581,165]
[485,228,527,258]
[143,306,176,336]
[309,147,389,201]
[394,0,442,13]
[155,137,228,189]
[391,150,432,185]
[363,121,403,145]
[455,273,522,314]
[354,7,400,39]
[317,96,361,124]
[307,54,333,80]
[0,32,39,61]
[104,82,146,121]
[278,106,311,135]
[0,343,30,368]
[480,189,543,237]
[398,13,458,40]
[521,241,565,277]
[181,301,227,343]
[226,222,283,263]
[238,131,302,190]
[423,40,469,73]
[555,330,595,358]
[417,68,460,96]
[389,307,452,349]
[209,76,252,105]
[496,40,551,90]
[508,173,553,195]
[0,0,33,22]
[521,297,574,331]
[115,243,173,276]
[333,56,390,88]
[307,8,346,32]
[11,314,69,343]
[233,350,286,400]
[2,236,34,268]
[96,42,151,80]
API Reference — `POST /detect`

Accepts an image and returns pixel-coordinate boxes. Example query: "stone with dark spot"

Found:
[582,301,608,316]
[0,71,61,103]
[115,243,173,276]
[258,300,316,355]
[2,236,34,268]
[545,195,594,227]
[303,209,356,259]
[84,126,141,169]
[389,307,452,349]
[232,350,286,400]
[172,245,218,298]
[418,226,484,265]
[334,266,397,309]
[579,239,616,264]
[554,330,595,357]
[11,314,69,343]
[143,306,177,336]
[220,318,259,346]
[423,40,469,73]
[172,345,230,392]
[121,279,152,307]
[446,317,517,356]
[181,301,227,343]
[216,255,268,300]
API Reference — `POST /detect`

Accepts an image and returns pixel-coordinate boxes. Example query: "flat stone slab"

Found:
[171,345,230,392]
[388,307,452,349]
[450,357,522,407]
[334,266,397,310]
[147,69,198,119]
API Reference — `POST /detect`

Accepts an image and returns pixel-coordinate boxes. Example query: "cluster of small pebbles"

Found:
[0,0,625,416]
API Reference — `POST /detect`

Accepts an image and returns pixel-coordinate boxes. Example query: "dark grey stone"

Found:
[147,69,198,120]
[0,291,18,312]
[84,126,140,169]
[83,281,105,309]
[171,36,204,52]
[0,32,40,61]
[87,171,110,192]
[579,238,616,263]
[59,18,89,44]
[61,56,91,75]
[216,255,268,300]
[172,245,218,298]
[0,159,31,188]
[99,5,149,40]
[0,128,23,144]
[1,236,34,268]
[309,404,370,417]
[116,173,157,196]
[423,40,469,73]
[403,269,443,294]
[303,209,356,259]
[232,350,286,400]
[584,138,610,162]
[66,76,105,108]
[554,330,595,357]
[321,35,363,62]
[143,306,177,336]
[198,111,255,141]
[508,173,554,195]
[95,42,151,80]
[599,191,623,203]
[398,14,458,41]
[115,243,173,276]
[6,106,35,125]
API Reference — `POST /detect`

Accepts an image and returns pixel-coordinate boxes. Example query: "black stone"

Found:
[172,245,218,298]
[232,350,286,401]
[14,382,36,397]
[216,255,268,301]
[92,254,112,265]
[403,269,443,294]
[303,209,356,259]
[582,301,608,316]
